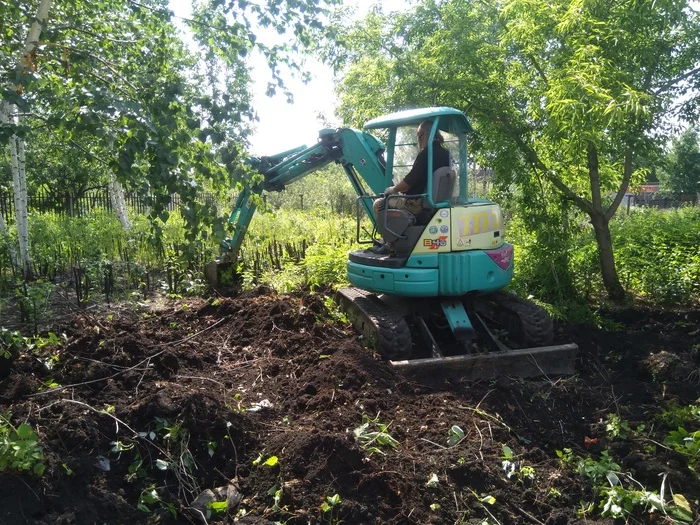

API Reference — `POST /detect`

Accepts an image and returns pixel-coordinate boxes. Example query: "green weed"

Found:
[353,414,399,455]
[0,413,45,475]
[321,493,342,524]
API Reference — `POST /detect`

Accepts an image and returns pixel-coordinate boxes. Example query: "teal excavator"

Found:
[207,107,577,379]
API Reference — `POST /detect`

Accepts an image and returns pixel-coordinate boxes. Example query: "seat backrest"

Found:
[431,166,456,205]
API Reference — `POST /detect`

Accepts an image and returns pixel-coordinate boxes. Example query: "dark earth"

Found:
[1,288,698,524]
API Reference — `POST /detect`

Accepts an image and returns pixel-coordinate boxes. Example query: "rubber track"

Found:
[475,291,554,346]
[336,288,412,360]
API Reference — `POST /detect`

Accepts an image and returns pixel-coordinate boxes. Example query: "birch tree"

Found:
[0,0,51,279]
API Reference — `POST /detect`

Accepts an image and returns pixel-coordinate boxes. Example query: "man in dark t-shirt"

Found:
[372,121,450,253]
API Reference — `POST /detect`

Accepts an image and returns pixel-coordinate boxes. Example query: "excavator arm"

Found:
[220,128,389,261]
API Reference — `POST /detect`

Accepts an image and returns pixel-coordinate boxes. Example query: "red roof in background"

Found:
[635,182,660,194]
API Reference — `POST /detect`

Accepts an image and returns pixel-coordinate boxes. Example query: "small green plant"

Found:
[426,473,440,488]
[605,414,631,440]
[126,453,147,482]
[137,485,177,518]
[659,403,700,428]
[268,483,284,512]
[599,477,693,522]
[322,295,348,323]
[253,454,279,467]
[557,447,694,521]
[447,425,465,447]
[664,427,700,473]
[500,445,535,482]
[0,413,45,475]
[0,328,25,361]
[321,493,342,524]
[353,414,399,455]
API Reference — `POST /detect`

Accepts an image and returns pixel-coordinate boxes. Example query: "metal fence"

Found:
[0,187,182,223]
[630,193,699,209]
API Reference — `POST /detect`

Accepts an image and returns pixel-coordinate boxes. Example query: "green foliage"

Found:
[447,425,465,447]
[664,427,700,473]
[610,207,700,303]
[321,493,342,524]
[508,205,700,308]
[501,445,535,483]
[0,413,45,475]
[605,414,631,440]
[240,209,360,292]
[556,447,694,521]
[659,128,700,195]
[137,485,176,518]
[0,328,24,360]
[659,403,700,428]
[353,414,399,455]
[263,165,358,215]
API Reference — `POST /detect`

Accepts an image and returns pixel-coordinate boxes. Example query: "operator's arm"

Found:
[385,179,410,194]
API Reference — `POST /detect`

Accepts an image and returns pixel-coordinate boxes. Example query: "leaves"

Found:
[1,0,341,256]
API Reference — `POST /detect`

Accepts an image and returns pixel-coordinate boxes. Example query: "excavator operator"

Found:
[372,120,450,254]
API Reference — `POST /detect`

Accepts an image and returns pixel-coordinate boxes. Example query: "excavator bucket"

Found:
[336,287,578,380]
[204,260,242,296]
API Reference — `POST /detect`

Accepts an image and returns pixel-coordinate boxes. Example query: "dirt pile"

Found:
[0,290,698,524]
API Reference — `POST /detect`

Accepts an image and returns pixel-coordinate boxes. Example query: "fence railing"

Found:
[630,193,699,209]
[0,187,183,223]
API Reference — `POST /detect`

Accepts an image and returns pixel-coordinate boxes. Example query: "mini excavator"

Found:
[207,107,577,379]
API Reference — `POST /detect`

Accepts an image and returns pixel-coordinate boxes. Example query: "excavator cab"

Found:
[212,107,578,379]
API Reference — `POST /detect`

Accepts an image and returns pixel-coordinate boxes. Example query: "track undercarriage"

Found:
[336,287,578,379]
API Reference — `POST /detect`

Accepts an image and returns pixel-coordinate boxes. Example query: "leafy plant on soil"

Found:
[0,413,45,475]
[501,445,535,483]
[659,403,700,475]
[137,485,177,518]
[353,413,399,455]
[447,424,465,447]
[0,328,25,361]
[557,448,694,521]
[664,427,700,474]
[320,493,342,524]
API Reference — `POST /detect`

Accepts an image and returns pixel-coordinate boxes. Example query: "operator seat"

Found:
[376,166,457,244]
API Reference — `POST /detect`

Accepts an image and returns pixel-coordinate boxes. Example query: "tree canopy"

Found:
[660,127,700,194]
[1,0,338,247]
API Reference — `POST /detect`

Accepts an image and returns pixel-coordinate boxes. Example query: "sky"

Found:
[167,0,410,155]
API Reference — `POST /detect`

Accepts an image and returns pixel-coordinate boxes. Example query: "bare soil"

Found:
[0,288,698,524]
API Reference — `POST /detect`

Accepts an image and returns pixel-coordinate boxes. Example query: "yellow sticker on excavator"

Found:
[452,204,504,251]
[412,204,504,255]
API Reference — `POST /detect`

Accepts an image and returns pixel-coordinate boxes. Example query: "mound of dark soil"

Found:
[0,291,698,524]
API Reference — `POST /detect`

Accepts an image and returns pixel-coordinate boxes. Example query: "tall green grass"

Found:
[239,208,363,292]
[2,196,697,330]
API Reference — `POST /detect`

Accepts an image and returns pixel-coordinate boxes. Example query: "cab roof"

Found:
[363,107,473,135]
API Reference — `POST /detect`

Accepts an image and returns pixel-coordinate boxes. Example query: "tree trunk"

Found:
[109,173,131,231]
[589,211,626,301]
[17,133,32,279]
[0,100,19,271]
[8,111,33,280]
[2,0,53,281]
